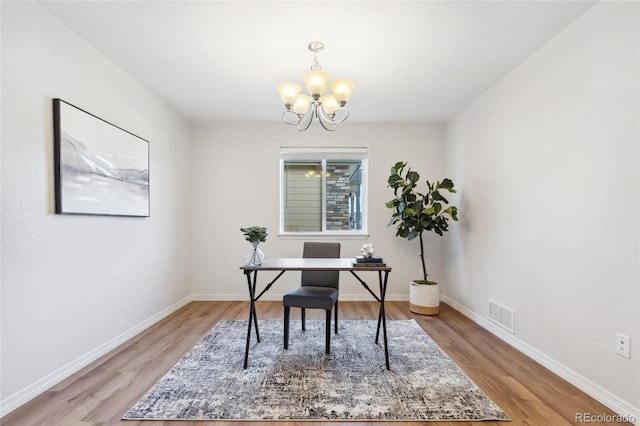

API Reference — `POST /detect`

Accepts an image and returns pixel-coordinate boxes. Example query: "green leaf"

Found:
[391,162,406,174]
[446,206,459,221]
[431,191,448,203]
[402,185,416,201]
[397,227,410,238]
[440,178,454,189]
[433,202,442,215]
[406,170,420,184]
[387,174,403,187]
[422,207,435,215]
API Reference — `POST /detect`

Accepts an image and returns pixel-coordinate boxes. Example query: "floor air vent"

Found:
[488,300,515,333]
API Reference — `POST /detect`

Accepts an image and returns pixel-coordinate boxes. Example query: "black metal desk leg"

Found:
[380,271,390,370]
[244,270,260,369]
[375,271,383,344]
[251,271,260,342]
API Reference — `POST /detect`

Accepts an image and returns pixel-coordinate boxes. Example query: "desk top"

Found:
[240,258,391,272]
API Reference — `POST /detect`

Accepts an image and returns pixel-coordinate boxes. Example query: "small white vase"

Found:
[246,243,265,266]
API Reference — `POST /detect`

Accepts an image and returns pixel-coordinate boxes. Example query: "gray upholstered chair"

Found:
[283,242,340,354]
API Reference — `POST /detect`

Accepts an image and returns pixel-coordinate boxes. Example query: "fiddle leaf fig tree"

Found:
[386,162,458,283]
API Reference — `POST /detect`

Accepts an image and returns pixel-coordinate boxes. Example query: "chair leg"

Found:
[301,308,306,330]
[284,306,290,349]
[334,301,338,334]
[325,309,331,354]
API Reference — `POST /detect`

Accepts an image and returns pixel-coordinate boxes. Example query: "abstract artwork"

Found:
[53,99,149,217]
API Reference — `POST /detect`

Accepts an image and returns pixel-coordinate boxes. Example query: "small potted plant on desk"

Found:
[241,226,268,266]
[386,162,458,315]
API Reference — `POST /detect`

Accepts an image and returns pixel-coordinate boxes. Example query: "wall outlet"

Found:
[616,333,631,358]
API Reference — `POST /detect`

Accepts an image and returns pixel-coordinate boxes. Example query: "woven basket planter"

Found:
[409,280,440,315]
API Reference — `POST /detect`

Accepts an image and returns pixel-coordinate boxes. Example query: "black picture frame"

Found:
[53,99,150,217]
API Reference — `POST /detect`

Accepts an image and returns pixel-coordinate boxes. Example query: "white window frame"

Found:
[279,147,368,237]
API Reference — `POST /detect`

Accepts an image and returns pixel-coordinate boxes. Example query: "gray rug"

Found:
[124,319,509,421]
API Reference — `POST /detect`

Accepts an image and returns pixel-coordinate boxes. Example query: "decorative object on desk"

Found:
[53,99,150,217]
[353,255,386,267]
[355,244,384,266]
[360,243,375,257]
[386,162,458,315]
[246,243,265,266]
[241,226,267,266]
[124,319,509,422]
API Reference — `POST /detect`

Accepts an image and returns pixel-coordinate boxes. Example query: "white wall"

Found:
[0,1,192,412]
[4,0,637,420]
[445,1,639,417]
[191,122,449,300]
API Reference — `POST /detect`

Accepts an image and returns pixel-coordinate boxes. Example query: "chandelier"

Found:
[276,41,354,131]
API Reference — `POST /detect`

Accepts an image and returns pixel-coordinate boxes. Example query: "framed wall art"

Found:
[53,99,150,217]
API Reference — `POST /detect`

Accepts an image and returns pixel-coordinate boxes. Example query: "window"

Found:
[280,147,367,235]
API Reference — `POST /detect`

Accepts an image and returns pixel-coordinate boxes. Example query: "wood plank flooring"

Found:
[1,301,628,426]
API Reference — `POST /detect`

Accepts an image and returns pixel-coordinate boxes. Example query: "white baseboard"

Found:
[192,293,410,302]
[441,295,640,425]
[0,295,194,418]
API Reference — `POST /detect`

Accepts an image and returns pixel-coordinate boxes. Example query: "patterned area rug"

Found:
[124,319,509,421]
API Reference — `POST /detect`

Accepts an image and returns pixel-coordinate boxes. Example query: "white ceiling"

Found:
[37,1,596,124]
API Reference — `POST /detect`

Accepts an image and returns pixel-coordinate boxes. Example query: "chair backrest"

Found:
[301,242,341,289]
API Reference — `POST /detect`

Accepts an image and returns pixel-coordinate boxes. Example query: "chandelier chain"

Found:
[310,53,322,72]
[308,41,324,72]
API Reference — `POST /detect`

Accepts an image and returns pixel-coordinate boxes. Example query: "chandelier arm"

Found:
[297,116,314,132]
[297,104,315,131]
[282,110,302,126]
[317,106,337,125]
[317,107,337,131]
[331,107,350,124]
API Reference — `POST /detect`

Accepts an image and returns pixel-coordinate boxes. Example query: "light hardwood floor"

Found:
[1,301,629,426]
